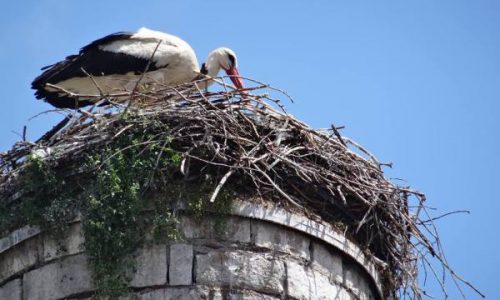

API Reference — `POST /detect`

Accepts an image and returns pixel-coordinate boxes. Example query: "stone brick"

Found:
[196,250,285,295]
[23,254,92,300]
[0,237,40,283]
[130,244,167,288]
[311,242,343,283]
[118,295,139,300]
[169,244,193,285]
[215,217,251,243]
[0,279,21,300]
[210,288,281,300]
[179,216,251,243]
[68,296,141,300]
[357,279,376,300]
[233,201,382,293]
[0,225,40,255]
[43,222,84,262]
[253,221,310,259]
[139,287,204,300]
[343,261,375,300]
[179,216,212,239]
[286,260,349,300]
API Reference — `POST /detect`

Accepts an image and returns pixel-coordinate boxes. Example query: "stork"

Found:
[32,27,244,108]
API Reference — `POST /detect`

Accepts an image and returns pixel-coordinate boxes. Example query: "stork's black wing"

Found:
[31,31,164,108]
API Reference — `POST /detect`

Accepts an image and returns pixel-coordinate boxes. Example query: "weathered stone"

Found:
[343,262,375,300]
[230,292,280,300]
[0,279,21,300]
[253,221,310,259]
[0,201,381,300]
[196,250,285,295]
[215,217,251,243]
[169,244,193,285]
[0,225,40,255]
[311,242,343,283]
[130,244,167,287]
[139,287,204,299]
[179,216,250,243]
[286,260,350,300]
[179,216,212,239]
[232,201,383,296]
[0,237,40,283]
[210,288,280,300]
[43,222,84,262]
[118,295,139,300]
[73,295,136,300]
[140,286,279,300]
[23,254,92,300]
[357,278,376,300]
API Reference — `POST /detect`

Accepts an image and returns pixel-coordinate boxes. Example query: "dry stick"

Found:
[79,68,110,104]
[28,109,69,121]
[180,155,190,177]
[418,210,470,225]
[209,170,234,202]
[36,114,73,143]
[233,75,295,104]
[45,82,130,107]
[123,40,162,114]
[252,164,302,209]
[45,83,102,99]
[422,255,450,299]
[421,205,485,298]
[112,124,134,139]
[330,124,347,147]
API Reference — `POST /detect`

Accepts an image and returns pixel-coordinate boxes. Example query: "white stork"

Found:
[32,27,244,108]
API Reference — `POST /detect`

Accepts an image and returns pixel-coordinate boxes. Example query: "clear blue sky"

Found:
[1,1,499,298]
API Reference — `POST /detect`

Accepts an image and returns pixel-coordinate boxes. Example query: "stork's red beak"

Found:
[225,67,244,89]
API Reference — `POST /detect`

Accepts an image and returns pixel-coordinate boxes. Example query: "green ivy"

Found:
[0,155,77,237]
[81,127,182,298]
[82,150,143,297]
[0,117,235,299]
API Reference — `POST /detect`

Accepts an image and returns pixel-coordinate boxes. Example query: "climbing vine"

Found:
[0,155,77,237]
[81,120,182,297]
[0,117,235,299]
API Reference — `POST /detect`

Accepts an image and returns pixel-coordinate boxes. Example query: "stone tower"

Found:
[0,198,382,300]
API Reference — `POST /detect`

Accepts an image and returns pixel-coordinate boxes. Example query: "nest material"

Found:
[0,77,479,299]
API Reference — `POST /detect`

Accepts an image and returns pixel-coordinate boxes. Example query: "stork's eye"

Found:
[227,53,236,68]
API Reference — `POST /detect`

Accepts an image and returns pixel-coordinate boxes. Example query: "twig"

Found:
[209,170,234,202]
[123,40,162,114]
[35,114,73,143]
[418,210,470,225]
[330,124,347,147]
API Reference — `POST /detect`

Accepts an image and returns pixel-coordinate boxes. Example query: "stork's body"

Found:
[32,28,243,108]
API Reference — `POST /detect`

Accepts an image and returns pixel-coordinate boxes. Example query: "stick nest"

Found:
[0,77,476,299]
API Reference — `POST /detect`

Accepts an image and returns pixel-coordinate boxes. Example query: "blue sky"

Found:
[1,1,499,298]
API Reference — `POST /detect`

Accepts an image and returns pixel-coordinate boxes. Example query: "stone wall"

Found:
[0,201,384,300]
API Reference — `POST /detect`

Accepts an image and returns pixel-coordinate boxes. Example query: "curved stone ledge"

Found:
[0,201,384,300]
[230,201,384,297]
[0,225,41,255]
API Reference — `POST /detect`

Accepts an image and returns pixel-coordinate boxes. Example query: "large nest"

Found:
[0,77,479,299]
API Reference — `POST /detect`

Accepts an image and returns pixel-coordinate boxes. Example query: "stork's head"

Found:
[201,47,244,89]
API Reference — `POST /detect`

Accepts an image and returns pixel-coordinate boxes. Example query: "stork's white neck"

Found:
[204,47,237,78]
